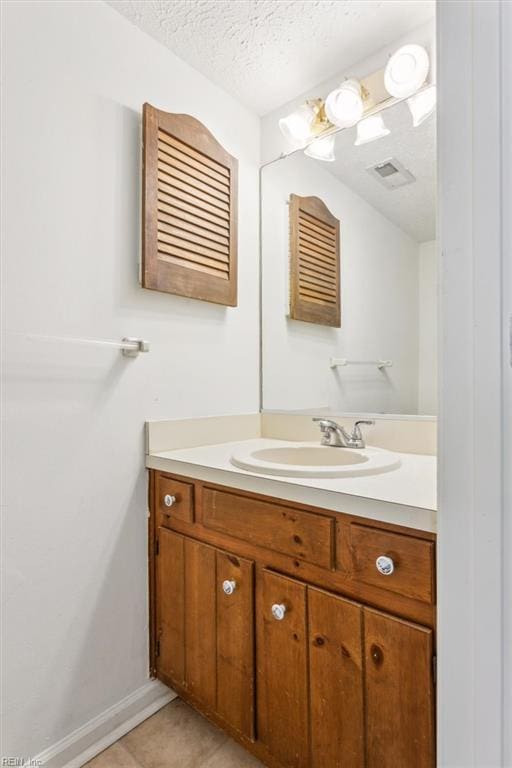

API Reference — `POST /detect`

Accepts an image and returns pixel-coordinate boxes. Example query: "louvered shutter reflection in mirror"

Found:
[142,104,238,306]
[289,194,340,327]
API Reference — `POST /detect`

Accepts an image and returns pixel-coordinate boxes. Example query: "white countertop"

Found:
[146,438,437,533]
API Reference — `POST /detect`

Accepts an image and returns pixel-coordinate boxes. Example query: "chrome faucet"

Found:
[313,418,375,449]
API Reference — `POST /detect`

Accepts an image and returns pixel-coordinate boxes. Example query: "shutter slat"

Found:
[298,257,337,279]
[299,210,336,238]
[157,230,230,263]
[158,242,230,274]
[157,164,230,205]
[158,177,230,216]
[299,267,338,289]
[298,243,337,267]
[157,146,229,190]
[299,287,337,304]
[157,199,230,235]
[158,218,229,253]
[299,232,337,258]
[158,251,229,279]
[158,129,230,178]
[299,278,337,299]
[299,218,337,244]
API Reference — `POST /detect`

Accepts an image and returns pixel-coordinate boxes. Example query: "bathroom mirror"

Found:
[261,96,437,417]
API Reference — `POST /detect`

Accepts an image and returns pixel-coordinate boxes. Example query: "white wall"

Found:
[1,0,259,760]
[418,240,438,414]
[261,153,421,415]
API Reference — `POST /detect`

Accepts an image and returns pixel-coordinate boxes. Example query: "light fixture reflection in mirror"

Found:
[304,133,336,162]
[278,103,317,146]
[354,114,390,146]
[407,85,437,127]
[325,79,364,128]
[384,44,430,98]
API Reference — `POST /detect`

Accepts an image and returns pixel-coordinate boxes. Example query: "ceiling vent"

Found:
[366,157,415,190]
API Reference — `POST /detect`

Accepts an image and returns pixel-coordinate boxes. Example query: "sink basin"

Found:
[230,441,401,478]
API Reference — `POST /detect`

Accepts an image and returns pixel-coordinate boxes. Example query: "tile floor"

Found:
[84,699,264,768]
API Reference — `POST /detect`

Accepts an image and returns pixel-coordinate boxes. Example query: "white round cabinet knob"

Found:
[271,603,287,621]
[163,494,176,508]
[222,580,237,595]
[376,555,395,576]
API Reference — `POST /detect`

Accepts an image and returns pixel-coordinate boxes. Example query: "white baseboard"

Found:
[32,679,176,768]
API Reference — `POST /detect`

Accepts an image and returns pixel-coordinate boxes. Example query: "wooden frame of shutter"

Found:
[142,104,238,306]
[289,194,341,327]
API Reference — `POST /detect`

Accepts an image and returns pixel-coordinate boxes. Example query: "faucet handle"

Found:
[353,420,375,440]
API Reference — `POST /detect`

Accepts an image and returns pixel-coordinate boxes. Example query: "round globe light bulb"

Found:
[325,79,364,129]
[384,44,430,99]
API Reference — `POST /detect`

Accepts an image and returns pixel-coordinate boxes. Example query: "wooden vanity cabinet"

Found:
[150,471,436,768]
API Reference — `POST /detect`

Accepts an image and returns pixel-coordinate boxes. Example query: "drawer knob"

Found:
[163,494,176,508]
[271,603,287,621]
[376,555,395,576]
[222,579,237,595]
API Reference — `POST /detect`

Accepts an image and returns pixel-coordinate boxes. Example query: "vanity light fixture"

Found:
[304,133,336,162]
[278,44,433,155]
[407,84,437,127]
[384,44,430,98]
[354,114,390,146]
[324,78,364,128]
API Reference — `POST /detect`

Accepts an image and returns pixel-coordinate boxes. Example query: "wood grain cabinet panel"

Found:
[184,538,217,709]
[155,528,185,685]
[364,608,435,768]
[202,486,335,568]
[216,550,255,740]
[350,524,435,604]
[308,587,365,768]
[257,569,309,768]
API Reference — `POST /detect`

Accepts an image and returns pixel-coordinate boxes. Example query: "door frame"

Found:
[437,1,508,765]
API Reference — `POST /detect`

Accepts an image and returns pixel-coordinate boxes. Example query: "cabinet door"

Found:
[216,550,255,739]
[364,608,435,768]
[184,537,217,709]
[156,532,255,735]
[308,587,365,768]
[156,528,185,685]
[257,569,309,768]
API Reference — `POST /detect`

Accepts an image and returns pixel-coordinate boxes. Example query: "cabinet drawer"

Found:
[155,475,194,524]
[350,524,434,604]
[202,487,334,569]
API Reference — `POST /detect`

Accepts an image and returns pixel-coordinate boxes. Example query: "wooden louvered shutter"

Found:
[142,104,238,306]
[289,194,340,327]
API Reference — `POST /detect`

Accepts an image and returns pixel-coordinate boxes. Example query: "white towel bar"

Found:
[330,358,393,370]
[21,333,150,357]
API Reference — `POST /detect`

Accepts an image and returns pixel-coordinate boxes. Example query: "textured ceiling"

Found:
[317,99,436,242]
[107,0,435,115]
